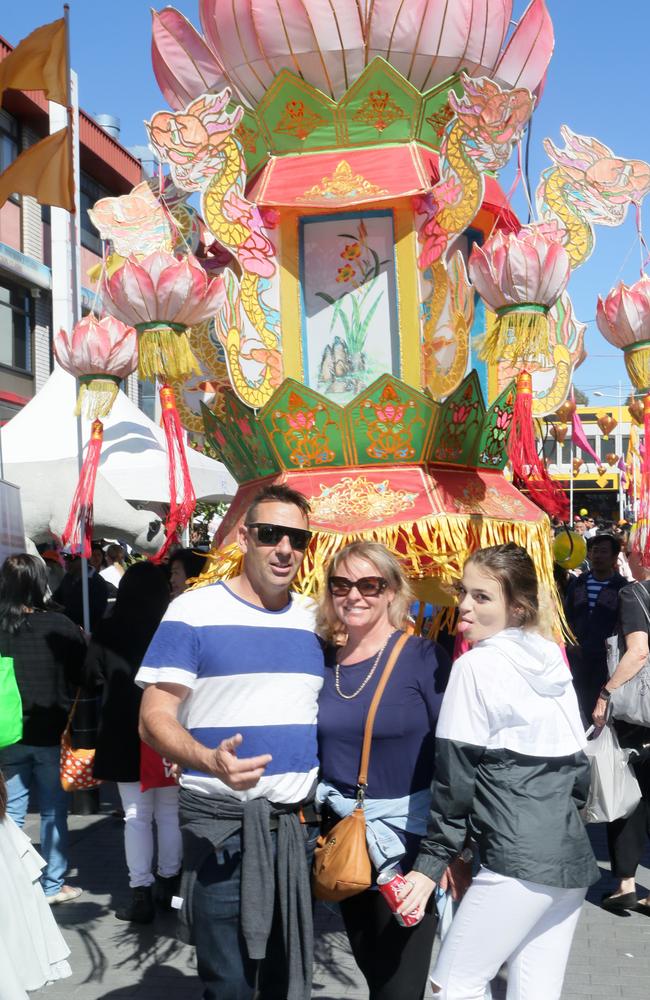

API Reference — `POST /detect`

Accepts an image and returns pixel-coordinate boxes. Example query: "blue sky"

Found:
[2,1,649,405]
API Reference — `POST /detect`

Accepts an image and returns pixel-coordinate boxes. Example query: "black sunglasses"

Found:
[328,576,388,597]
[246,522,312,551]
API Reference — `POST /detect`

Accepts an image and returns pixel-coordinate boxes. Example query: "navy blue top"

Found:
[318,632,451,799]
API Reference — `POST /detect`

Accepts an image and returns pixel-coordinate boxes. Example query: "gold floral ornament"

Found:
[298,161,389,202]
[453,483,528,519]
[352,90,407,133]
[275,99,326,140]
[310,476,418,524]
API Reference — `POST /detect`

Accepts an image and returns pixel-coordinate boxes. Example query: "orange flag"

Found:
[0,18,67,105]
[0,128,74,211]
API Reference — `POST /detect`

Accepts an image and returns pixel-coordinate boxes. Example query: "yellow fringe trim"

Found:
[137,326,201,381]
[75,380,120,420]
[479,309,549,364]
[195,514,568,640]
[624,347,650,394]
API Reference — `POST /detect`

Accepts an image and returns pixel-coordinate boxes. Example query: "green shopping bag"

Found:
[0,655,22,749]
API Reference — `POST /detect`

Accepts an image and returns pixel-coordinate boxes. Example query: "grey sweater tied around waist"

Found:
[178,787,314,1000]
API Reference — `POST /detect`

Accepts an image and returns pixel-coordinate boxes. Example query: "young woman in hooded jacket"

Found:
[397,543,599,1000]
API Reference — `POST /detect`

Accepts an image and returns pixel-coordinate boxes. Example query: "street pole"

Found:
[618,381,624,520]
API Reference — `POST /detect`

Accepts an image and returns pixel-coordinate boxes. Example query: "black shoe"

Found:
[115,886,155,924]
[600,891,638,912]
[153,871,181,911]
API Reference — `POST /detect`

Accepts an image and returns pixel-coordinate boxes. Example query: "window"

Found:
[140,379,157,421]
[0,111,19,204]
[0,280,32,372]
[79,172,110,254]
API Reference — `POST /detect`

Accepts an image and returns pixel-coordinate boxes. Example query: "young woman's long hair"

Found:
[92,561,170,665]
[0,554,52,634]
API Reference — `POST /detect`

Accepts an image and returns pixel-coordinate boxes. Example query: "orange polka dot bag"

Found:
[60,690,101,792]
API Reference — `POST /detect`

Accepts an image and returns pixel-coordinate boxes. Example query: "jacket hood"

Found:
[477,628,571,698]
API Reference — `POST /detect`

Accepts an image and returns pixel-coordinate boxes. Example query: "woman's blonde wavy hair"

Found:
[317,541,414,643]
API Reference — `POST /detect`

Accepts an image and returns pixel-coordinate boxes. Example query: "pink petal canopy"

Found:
[153,0,553,108]
[103,250,226,329]
[468,227,571,312]
[596,275,650,350]
[54,315,138,379]
[152,7,227,111]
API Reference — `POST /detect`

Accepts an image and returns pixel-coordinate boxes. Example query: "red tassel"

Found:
[151,385,196,564]
[508,371,569,520]
[61,420,104,558]
[632,394,650,566]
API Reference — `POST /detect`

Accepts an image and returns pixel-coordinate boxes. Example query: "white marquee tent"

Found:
[0,367,237,504]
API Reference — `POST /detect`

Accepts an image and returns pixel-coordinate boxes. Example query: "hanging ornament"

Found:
[596,274,650,389]
[555,399,576,422]
[150,385,197,564]
[507,371,569,519]
[572,458,583,476]
[631,395,650,565]
[103,250,225,381]
[606,452,619,466]
[596,414,617,439]
[61,420,104,558]
[628,396,644,425]
[54,315,137,419]
[597,464,607,477]
[471,227,571,363]
[550,422,568,444]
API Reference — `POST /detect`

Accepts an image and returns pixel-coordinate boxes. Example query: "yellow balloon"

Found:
[579,508,589,517]
[553,530,587,570]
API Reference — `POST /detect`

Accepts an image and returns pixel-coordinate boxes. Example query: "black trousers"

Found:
[607,721,650,879]
[339,887,438,1000]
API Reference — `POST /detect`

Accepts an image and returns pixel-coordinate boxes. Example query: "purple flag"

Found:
[618,456,629,490]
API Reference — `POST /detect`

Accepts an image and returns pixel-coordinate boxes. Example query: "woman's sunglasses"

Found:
[246,522,312,551]
[327,576,387,597]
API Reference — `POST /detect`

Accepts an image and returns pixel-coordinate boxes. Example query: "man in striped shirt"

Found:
[138,484,324,1000]
[565,533,627,722]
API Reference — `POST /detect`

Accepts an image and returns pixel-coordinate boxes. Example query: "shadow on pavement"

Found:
[98,964,200,998]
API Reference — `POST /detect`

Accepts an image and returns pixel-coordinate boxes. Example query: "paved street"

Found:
[28,790,650,1000]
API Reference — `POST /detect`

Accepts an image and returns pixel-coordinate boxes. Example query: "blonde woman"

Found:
[316,541,452,1000]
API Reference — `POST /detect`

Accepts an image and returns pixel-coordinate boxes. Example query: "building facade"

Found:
[0,31,143,426]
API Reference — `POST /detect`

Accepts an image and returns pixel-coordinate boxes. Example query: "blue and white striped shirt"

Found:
[136,582,324,803]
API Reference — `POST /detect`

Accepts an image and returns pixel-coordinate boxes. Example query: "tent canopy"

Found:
[0,367,237,504]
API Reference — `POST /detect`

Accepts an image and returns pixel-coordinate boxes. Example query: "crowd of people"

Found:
[0,493,649,999]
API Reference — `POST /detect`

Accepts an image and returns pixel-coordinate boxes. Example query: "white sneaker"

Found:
[47,885,83,904]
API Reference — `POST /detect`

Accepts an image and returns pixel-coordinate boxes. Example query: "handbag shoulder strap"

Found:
[63,687,82,737]
[357,632,409,793]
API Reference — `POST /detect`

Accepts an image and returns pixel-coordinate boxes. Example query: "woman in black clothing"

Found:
[0,554,86,903]
[593,543,650,914]
[86,560,179,923]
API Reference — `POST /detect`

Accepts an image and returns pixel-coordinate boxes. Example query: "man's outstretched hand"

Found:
[206,733,272,790]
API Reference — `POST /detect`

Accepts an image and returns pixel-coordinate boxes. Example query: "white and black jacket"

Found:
[413,628,600,889]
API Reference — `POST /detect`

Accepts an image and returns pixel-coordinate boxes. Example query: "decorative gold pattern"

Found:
[426,103,454,137]
[274,100,326,140]
[298,160,389,202]
[453,483,528,519]
[362,383,424,461]
[270,391,336,468]
[351,90,407,133]
[234,121,259,154]
[310,476,418,524]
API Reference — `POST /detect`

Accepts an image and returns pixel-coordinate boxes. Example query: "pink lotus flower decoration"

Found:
[54,315,138,419]
[103,250,226,380]
[469,226,571,363]
[596,274,650,391]
[152,1,553,109]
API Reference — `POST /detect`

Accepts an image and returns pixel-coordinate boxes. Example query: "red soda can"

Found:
[377,869,423,927]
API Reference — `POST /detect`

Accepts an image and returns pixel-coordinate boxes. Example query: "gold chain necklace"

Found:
[335,631,395,700]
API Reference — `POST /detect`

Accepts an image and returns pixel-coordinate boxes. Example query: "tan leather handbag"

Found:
[313,632,408,902]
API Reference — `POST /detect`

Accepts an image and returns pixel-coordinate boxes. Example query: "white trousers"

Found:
[117,782,182,889]
[431,867,586,1000]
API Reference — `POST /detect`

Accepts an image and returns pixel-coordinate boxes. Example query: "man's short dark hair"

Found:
[245,483,311,525]
[587,532,621,557]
